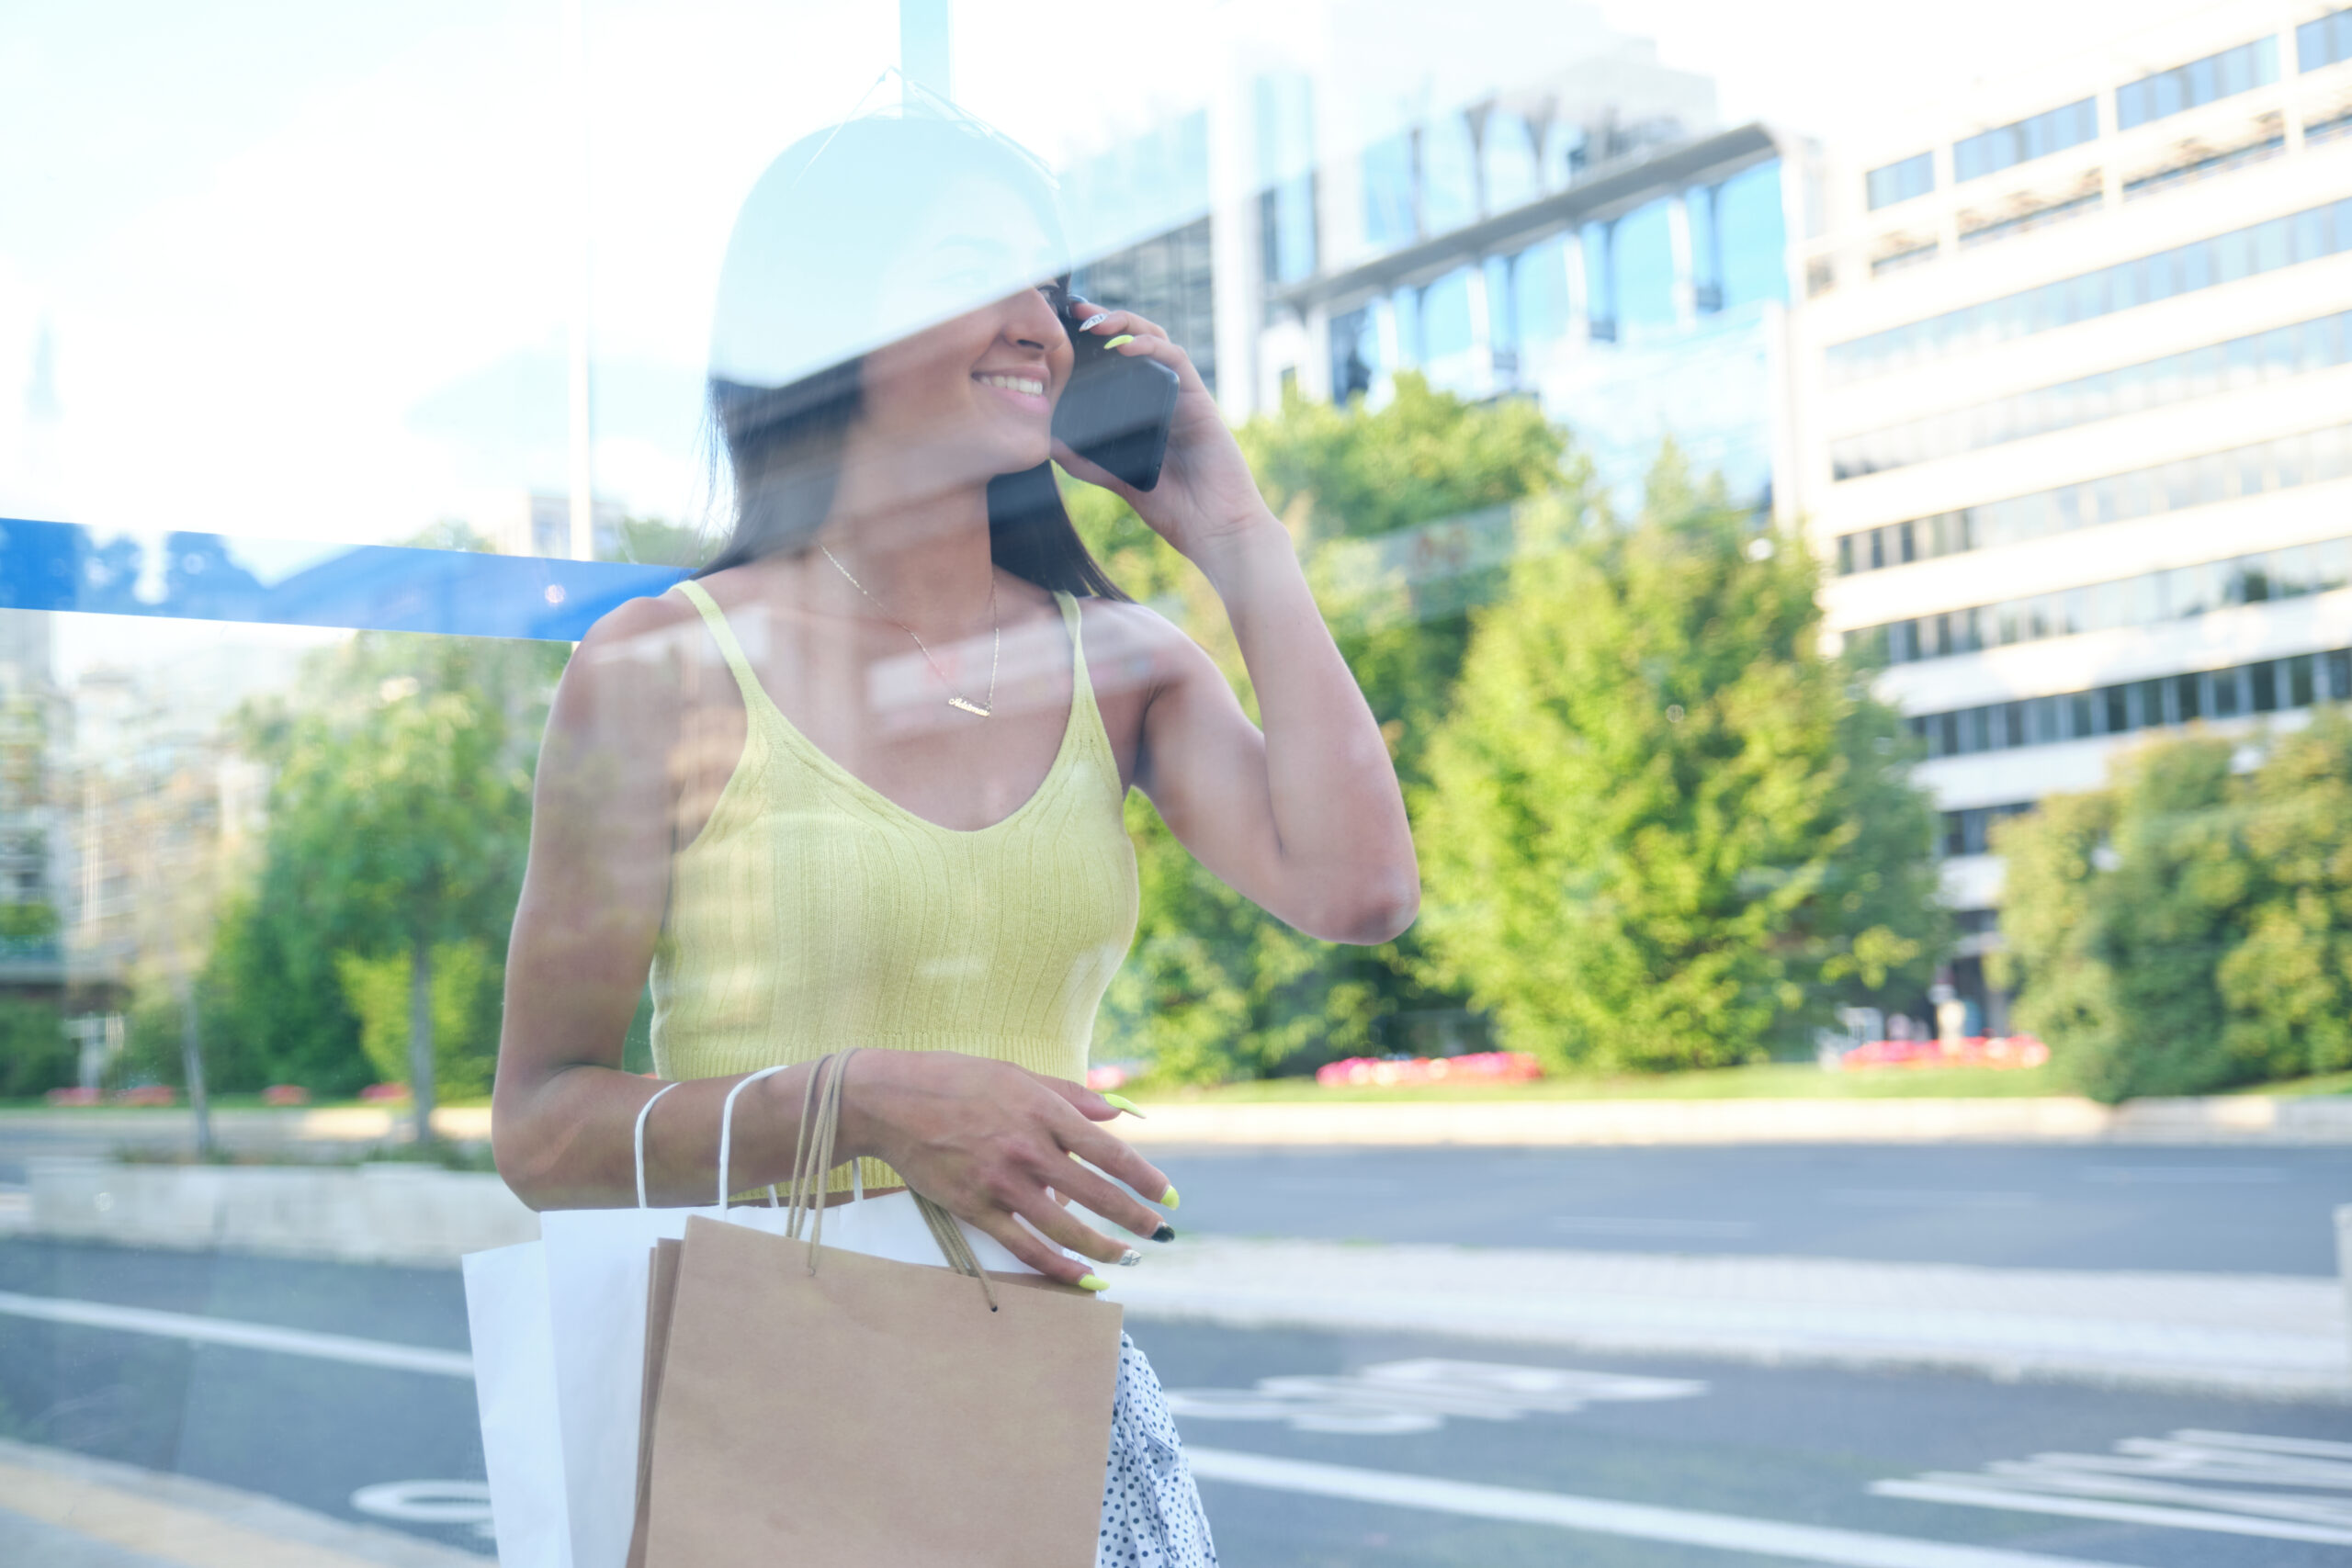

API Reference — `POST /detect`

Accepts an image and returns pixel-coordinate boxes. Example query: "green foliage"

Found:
[0,997,70,1098]
[1067,376,1569,1083]
[202,633,562,1097]
[604,515,708,568]
[336,939,504,1100]
[1999,714,2352,1100]
[1412,456,1948,1073]
[0,901,58,942]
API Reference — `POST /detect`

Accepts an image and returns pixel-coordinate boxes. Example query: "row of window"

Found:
[1942,803,2033,858]
[1830,307,2352,481]
[1865,30,2296,212]
[1909,649,2352,759]
[1329,162,1787,398]
[1360,112,1686,254]
[1826,196,2352,384]
[1859,537,2352,666]
[1835,420,2352,576]
[2309,7,2352,73]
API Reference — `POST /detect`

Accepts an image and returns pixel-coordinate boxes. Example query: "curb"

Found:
[1114,1094,2352,1146]
[1109,1237,2352,1403]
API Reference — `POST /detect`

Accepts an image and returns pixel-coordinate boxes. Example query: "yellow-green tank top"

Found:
[650,580,1139,1191]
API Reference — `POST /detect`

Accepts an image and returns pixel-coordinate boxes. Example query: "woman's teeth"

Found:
[977,373,1046,396]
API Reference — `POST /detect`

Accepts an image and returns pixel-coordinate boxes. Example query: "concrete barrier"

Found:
[23,1156,537,1267]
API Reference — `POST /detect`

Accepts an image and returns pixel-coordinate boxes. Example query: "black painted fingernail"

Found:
[1150,1223,1177,1243]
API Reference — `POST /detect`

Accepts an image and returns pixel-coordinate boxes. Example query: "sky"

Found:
[0,0,2225,692]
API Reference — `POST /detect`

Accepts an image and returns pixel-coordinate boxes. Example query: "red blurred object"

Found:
[262,1085,311,1107]
[112,1085,177,1106]
[359,1082,412,1102]
[1835,1034,2050,1070]
[1085,1065,1129,1091]
[1315,1051,1544,1088]
[43,1087,101,1107]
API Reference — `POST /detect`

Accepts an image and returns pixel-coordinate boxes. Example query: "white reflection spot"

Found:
[544,583,567,605]
[352,1479,494,1538]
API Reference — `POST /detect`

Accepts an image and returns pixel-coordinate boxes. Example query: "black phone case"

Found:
[1054,322,1180,491]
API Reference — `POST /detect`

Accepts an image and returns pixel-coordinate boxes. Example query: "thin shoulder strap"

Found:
[1055,591,1113,757]
[671,580,766,713]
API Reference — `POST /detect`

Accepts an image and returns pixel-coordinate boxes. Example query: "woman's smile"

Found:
[973,368,1050,409]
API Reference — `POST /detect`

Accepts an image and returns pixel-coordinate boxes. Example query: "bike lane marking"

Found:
[0,1290,473,1379]
[1186,1448,2137,1568]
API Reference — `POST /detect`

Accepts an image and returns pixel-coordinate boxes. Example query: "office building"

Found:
[1054,4,1810,519]
[1798,3,2352,1023]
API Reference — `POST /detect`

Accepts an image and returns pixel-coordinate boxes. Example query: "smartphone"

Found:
[1053,304,1180,492]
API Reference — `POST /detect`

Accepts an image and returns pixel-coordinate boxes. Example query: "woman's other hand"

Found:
[827,1050,1175,1286]
[1050,299,1275,568]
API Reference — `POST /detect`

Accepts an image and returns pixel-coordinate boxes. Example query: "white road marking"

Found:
[1871,1427,2352,1545]
[1167,1358,1704,1434]
[1184,1448,2135,1568]
[1871,1480,2352,1546]
[1826,1190,2039,1209]
[2080,1167,2287,1185]
[0,1291,474,1379]
[1548,1215,1759,1238]
[352,1479,497,1539]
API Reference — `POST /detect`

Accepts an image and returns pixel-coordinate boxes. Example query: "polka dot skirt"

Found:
[1097,1333,1218,1567]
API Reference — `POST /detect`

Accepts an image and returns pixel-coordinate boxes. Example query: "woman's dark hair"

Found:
[696,115,1127,601]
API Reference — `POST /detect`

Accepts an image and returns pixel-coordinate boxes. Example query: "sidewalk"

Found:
[3,1092,2349,1154]
[0,1438,479,1568]
[1105,1236,2352,1402]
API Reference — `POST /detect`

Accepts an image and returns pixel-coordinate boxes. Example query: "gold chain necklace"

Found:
[819,546,1001,717]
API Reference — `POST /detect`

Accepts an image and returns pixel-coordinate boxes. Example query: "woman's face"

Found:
[853,176,1074,489]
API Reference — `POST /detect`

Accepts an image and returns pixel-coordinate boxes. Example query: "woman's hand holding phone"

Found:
[1053,299,1285,571]
[822,1049,1177,1287]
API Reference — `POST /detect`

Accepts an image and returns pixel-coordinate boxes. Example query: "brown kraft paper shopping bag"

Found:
[640,1052,1124,1567]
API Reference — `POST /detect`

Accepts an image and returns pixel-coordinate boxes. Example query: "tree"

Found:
[210,633,558,1123]
[1996,714,2352,1100]
[1411,456,1949,1073]
[1068,375,1572,1081]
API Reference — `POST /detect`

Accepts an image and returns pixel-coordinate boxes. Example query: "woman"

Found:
[492,110,1418,1563]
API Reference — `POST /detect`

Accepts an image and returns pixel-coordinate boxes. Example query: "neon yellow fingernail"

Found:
[1076,1273,1110,1292]
[1103,333,1136,348]
[1158,1185,1181,1210]
[1102,1093,1148,1118]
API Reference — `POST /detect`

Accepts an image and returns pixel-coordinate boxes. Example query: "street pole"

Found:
[899,0,949,104]
[174,967,212,1158]
[562,0,595,562]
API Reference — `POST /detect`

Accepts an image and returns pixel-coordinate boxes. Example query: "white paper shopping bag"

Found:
[460,1238,572,1568]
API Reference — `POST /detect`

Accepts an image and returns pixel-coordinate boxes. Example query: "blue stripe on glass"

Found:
[0,517,689,641]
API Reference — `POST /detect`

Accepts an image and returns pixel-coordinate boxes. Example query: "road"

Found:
[1,1233,2346,1567]
[1148,1143,2352,1274]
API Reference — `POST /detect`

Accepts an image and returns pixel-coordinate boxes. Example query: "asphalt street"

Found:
[1146,1143,2352,1275]
[0,1236,2346,1568]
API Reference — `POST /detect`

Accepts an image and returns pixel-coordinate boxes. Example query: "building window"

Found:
[1329,307,1374,403]
[1866,152,1934,210]
[1260,175,1317,286]
[1421,114,1479,234]
[2115,37,2279,131]
[1909,649,2352,761]
[1952,98,2098,182]
[1582,224,1616,341]
[1483,110,1542,213]
[1715,160,1787,310]
[1956,188,2102,249]
[1831,307,2352,479]
[1871,241,1939,276]
[1421,267,1476,362]
[1855,536,2352,662]
[1362,131,1415,249]
[1513,233,1571,345]
[1826,197,2352,385]
[2299,6,2352,73]
[1612,198,1677,333]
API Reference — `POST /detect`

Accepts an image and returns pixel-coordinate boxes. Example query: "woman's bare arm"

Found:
[1056,304,1419,945]
[490,593,1172,1281]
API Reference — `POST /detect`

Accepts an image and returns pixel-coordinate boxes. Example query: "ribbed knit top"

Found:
[650,580,1139,1193]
